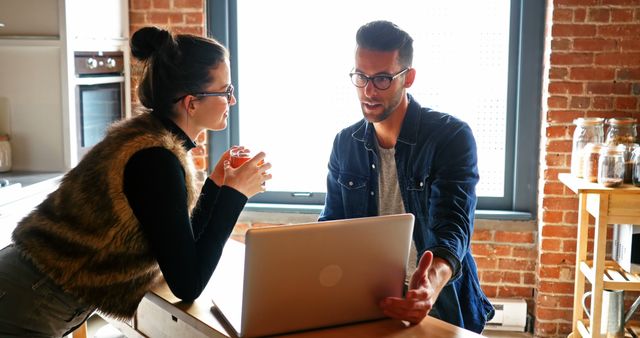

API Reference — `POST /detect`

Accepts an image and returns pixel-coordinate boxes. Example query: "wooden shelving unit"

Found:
[559,173,640,338]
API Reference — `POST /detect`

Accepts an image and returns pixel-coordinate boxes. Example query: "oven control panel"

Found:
[74,51,124,76]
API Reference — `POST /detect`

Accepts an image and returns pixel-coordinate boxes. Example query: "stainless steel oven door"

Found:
[75,75,125,158]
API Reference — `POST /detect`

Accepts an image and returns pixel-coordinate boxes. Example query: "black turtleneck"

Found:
[122,114,247,301]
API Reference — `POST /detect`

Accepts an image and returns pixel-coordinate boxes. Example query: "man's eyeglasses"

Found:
[349,68,410,90]
[173,84,234,103]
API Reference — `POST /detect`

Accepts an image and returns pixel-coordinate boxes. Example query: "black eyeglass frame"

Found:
[173,84,234,103]
[349,68,410,90]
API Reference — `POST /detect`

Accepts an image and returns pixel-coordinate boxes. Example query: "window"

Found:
[207,0,544,216]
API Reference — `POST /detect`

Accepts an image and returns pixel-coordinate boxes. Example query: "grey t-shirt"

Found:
[376,143,418,280]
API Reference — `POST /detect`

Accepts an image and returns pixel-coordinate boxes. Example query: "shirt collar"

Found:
[153,113,197,151]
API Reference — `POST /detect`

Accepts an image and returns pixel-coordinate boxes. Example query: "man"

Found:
[319,20,494,333]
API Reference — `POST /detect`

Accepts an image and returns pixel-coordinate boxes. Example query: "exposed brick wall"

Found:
[128,0,208,180]
[472,224,537,312]
[538,0,640,337]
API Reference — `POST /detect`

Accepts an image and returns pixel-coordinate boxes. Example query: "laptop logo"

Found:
[319,264,343,287]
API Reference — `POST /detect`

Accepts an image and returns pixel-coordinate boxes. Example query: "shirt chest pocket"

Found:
[337,173,368,191]
[406,174,429,191]
[337,173,369,217]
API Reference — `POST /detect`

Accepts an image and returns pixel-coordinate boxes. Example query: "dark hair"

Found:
[356,20,413,67]
[130,26,229,116]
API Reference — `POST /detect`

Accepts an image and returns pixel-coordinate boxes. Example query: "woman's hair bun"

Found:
[131,27,173,61]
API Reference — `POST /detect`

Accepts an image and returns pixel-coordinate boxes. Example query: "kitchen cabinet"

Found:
[560,173,640,338]
[0,0,60,37]
[0,0,129,171]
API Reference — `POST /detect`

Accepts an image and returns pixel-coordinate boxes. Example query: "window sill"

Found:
[240,203,534,224]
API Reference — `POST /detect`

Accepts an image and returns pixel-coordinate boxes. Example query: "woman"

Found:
[0,26,271,337]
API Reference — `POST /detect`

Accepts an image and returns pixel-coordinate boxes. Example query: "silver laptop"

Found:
[209,213,415,337]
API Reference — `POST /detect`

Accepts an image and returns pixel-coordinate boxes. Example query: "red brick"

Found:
[536,307,573,321]
[174,0,204,8]
[564,211,579,224]
[595,52,640,66]
[538,266,561,279]
[541,224,577,238]
[471,229,493,241]
[152,0,170,9]
[497,286,534,298]
[552,24,597,37]
[547,140,573,153]
[563,239,578,252]
[549,66,569,79]
[598,24,640,38]
[586,82,631,95]
[620,39,640,51]
[131,0,152,10]
[569,96,591,108]
[129,12,147,24]
[480,271,503,283]
[547,110,584,123]
[513,247,537,259]
[617,68,640,80]
[523,272,536,285]
[550,52,594,65]
[553,8,573,22]
[498,258,535,271]
[548,96,568,108]
[574,8,587,22]
[538,281,575,294]
[587,8,611,22]
[470,243,494,257]
[592,96,614,109]
[474,257,498,269]
[541,238,563,251]
[552,38,572,51]
[555,0,599,5]
[615,96,638,110]
[185,12,204,25]
[548,81,584,95]
[570,67,616,81]
[540,252,575,265]
[495,231,535,244]
[503,271,522,284]
[534,321,559,335]
[611,8,634,22]
[544,154,566,168]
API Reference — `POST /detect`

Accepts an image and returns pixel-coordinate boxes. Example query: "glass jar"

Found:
[583,142,605,182]
[0,134,11,172]
[632,147,640,187]
[623,143,639,184]
[605,117,637,146]
[571,117,604,178]
[598,144,625,187]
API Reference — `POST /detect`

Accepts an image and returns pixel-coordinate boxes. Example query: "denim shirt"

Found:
[319,95,494,333]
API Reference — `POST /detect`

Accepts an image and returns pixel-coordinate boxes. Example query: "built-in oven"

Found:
[74,51,125,158]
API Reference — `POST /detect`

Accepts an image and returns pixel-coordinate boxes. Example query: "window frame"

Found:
[205,0,545,218]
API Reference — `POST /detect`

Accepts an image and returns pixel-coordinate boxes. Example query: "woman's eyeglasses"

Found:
[349,68,409,90]
[173,84,234,103]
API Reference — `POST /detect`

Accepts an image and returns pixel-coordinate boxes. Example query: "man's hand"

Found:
[379,250,453,324]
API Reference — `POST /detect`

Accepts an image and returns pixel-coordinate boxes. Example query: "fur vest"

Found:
[12,113,199,319]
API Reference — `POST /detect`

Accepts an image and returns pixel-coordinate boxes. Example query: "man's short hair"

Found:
[356,20,414,67]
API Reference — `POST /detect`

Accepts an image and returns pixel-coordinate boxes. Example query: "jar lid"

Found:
[0,134,8,141]
[606,117,637,126]
[573,117,604,126]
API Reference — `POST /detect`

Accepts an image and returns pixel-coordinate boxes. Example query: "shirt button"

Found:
[371,164,376,169]
[348,181,354,186]
[370,191,375,196]
[420,182,424,187]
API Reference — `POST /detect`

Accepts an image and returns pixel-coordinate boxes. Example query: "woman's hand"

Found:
[222,152,272,198]
[209,146,245,186]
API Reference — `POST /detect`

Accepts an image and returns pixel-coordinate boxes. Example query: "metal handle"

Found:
[582,291,593,319]
[0,23,5,28]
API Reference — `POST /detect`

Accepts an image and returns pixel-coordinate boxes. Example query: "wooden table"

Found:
[105,240,486,338]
